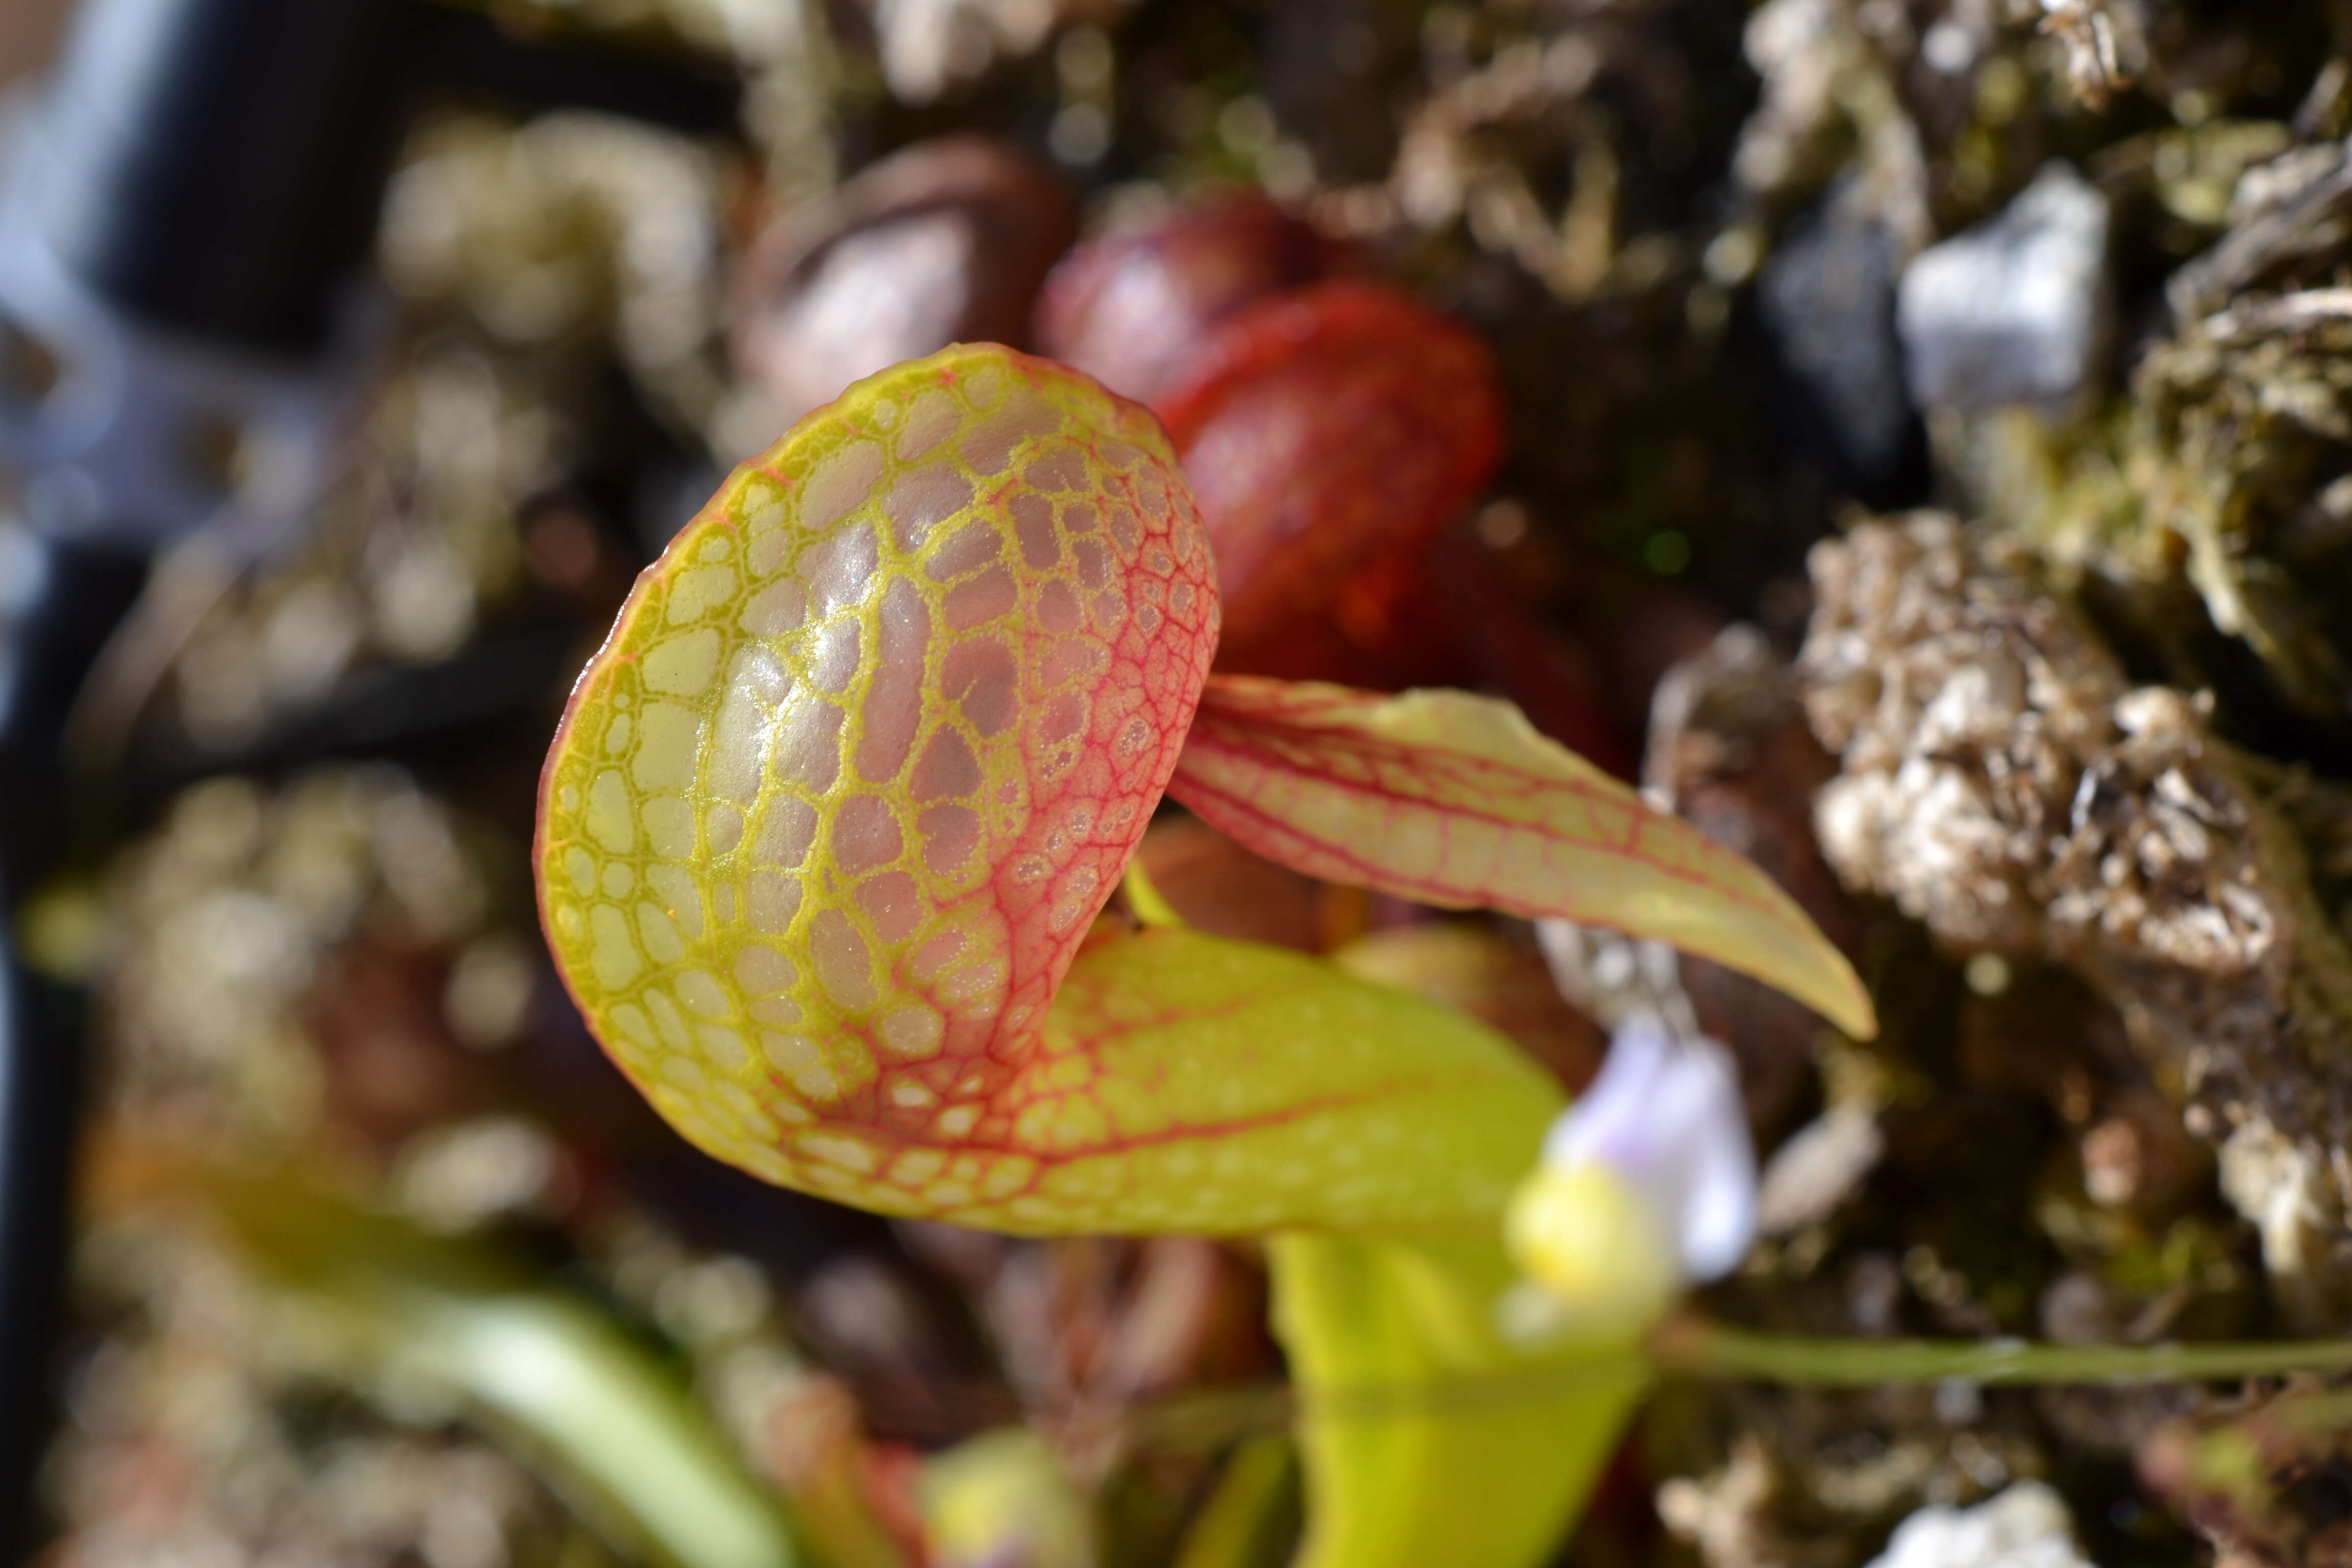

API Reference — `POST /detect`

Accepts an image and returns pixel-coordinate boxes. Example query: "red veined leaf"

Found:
[538,345,1224,1211]
[605,921,1557,1235]
[1165,675,1877,1040]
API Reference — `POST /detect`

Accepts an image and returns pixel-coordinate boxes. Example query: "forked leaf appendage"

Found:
[1168,676,1877,1040]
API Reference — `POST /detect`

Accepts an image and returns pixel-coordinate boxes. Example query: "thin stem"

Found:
[1086,1317,2352,1455]
[1655,1314,2352,1387]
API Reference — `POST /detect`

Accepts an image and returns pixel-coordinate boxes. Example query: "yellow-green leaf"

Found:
[1269,1231,1649,1568]
[756,924,1561,1233]
[1168,676,1876,1039]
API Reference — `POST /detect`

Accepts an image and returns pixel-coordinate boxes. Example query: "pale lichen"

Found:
[1801,514,2352,1322]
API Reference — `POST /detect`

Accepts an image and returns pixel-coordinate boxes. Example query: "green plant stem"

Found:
[1115,1315,2352,1453]
[1653,1314,2352,1387]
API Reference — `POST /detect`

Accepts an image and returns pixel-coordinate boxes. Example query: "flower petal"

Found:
[1517,1020,1758,1305]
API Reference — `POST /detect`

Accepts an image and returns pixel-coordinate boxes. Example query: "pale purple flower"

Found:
[1504,1015,1758,1337]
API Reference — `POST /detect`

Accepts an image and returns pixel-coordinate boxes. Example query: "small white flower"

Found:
[1503,1015,1757,1340]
